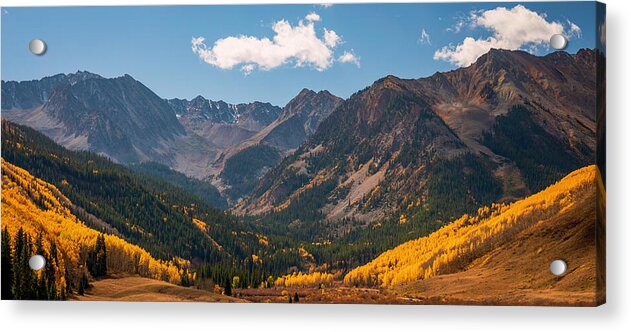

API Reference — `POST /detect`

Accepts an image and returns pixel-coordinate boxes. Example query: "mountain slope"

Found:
[257,89,343,151]
[2,73,221,181]
[1,120,260,265]
[239,49,598,238]
[344,165,604,306]
[214,89,342,202]
[239,75,499,224]
[1,120,312,288]
[1,159,182,295]
[3,74,186,163]
[430,49,598,191]
[168,96,282,148]
[129,161,226,209]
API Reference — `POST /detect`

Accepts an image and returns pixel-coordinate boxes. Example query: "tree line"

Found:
[1,226,112,300]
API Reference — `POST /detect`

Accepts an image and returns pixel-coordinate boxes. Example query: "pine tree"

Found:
[77,279,84,296]
[1,227,14,300]
[223,278,232,296]
[46,241,58,300]
[34,233,48,299]
[12,228,35,299]
[59,284,67,300]
[78,273,89,296]
[64,267,73,294]
[180,271,190,287]
[11,228,25,299]
[96,234,107,277]
[87,234,107,278]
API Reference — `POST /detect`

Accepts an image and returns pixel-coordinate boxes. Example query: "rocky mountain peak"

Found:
[575,48,597,65]
[68,70,103,83]
[280,88,342,122]
[297,88,317,97]
[2,71,104,110]
[169,96,281,129]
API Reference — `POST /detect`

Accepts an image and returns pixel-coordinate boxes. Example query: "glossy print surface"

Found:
[0,2,606,305]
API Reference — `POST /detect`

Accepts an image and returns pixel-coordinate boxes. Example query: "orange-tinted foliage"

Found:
[1,159,182,284]
[274,271,335,288]
[345,165,600,287]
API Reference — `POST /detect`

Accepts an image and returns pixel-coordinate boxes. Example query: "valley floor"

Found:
[71,275,598,305]
[73,275,246,303]
[235,283,412,304]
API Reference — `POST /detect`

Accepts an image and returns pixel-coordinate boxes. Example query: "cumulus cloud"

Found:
[306,12,321,22]
[338,51,360,67]
[192,13,357,74]
[419,29,431,45]
[323,28,341,48]
[434,5,581,67]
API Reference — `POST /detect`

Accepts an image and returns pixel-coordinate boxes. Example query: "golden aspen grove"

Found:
[274,271,335,287]
[1,158,183,291]
[344,165,603,288]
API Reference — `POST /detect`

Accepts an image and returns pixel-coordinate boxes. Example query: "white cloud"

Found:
[419,29,431,45]
[319,4,333,8]
[434,5,580,67]
[568,20,582,38]
[192,13,357,74]
[323,28,341,48]
[446,13,472,33]
[306,12,321,22]
[241,64,256,76]
[338,51,360,67]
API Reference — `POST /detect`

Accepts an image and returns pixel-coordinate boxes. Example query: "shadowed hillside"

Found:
[1,159,183,299]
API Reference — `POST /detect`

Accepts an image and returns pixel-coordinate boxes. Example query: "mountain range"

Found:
[2,72,341,203]
[1,49,600,230]
[237,48,599,239]
[167,96,282,148]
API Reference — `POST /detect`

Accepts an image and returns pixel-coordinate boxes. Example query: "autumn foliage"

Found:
[274,271,335,288]
[1,159,183,291]
[344,165,601,287]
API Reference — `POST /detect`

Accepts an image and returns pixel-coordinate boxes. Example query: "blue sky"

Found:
[1,2,600,106]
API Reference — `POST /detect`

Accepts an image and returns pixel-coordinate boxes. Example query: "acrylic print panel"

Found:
[0,2,605,306]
